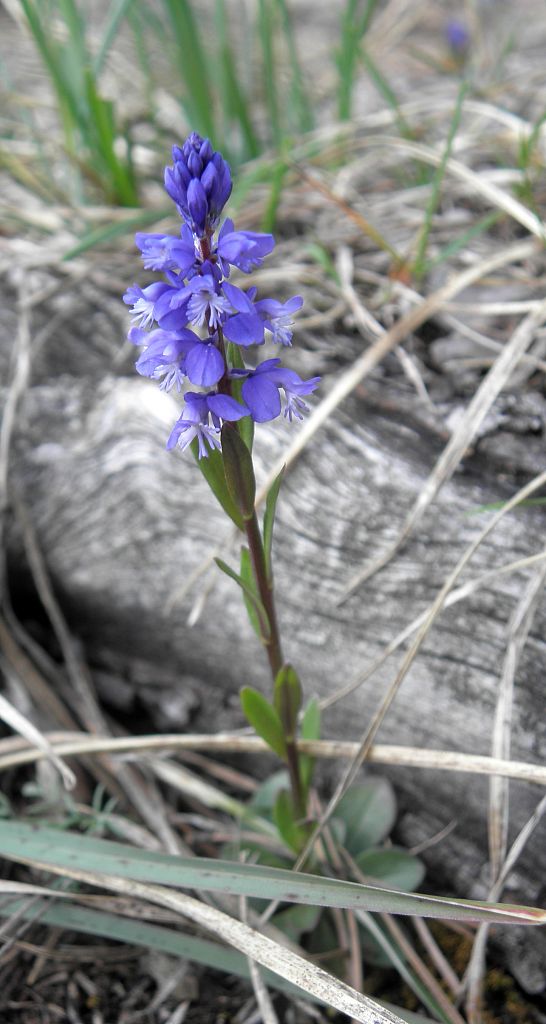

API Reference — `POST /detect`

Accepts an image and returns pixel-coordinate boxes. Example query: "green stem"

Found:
[216,326,306,819]
[245,505,307,822]
[244,510,284,678]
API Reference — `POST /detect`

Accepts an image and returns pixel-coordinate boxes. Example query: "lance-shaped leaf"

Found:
[1,821,544,926]
[239,546,263,639]
[191,441,244,531]
[274,788,308,854]
[226,341,255,452]
[274,663,302,738]
[299,697,321,795]
[263,466,285,582]
[215,558,271,642]
[221,423,256,521]
[240,687,286,759]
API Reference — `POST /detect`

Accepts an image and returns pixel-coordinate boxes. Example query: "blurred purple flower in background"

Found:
[445,19,470,55]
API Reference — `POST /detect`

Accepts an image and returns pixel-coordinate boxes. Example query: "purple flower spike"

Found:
[164,133,232,238]
[124,132,318,457]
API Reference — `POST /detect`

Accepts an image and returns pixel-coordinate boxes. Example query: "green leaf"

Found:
[271,902,321,941]
[191,443,244,531]
[1,821,544,926]
[334,779,397,854]
[273,663,302,737]
[221,424,256,521]
[239,547,262,640]
[240,687,286,759]
[250,770,290,812]
[273,789,307,853]
[355,848,425,892]
[263,466,285,583]
[299,698,321,794]
[225,343,254,451]
[215,559,271,642]
[301,698,321,741]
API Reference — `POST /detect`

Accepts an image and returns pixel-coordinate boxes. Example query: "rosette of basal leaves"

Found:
[226,772,424,971]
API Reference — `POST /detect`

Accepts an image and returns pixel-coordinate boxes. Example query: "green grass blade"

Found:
[57,0,92,125]
[0,899,310,1002]
[359,46,410,138]
[260,157,288,233]
[258,0,281,148]
[1,821,544,925]
[412,81,468,279]
[466,497,546,516]
[424,209,503,273]
[19,0,83,133]
[161,0,215,140]
[58,0,88,65]
[358,912,455,1024]
[336,0,378,121]
[62,208,171,260]
[214,0,260,161]
[94,0,138,75]
[84,71,138,205]
[275,0,314,133]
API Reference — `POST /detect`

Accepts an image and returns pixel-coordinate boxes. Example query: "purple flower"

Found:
[133,328,197,392]
[222,282,265,347]
[130,326,225,390]
[254,296,303,346]
[184,275,232,330]
[185,337,225,387]
[222,286,303,348]
[135,226,197,274]
[123,281,171,329]
[216,219,274,274]
[167,391,248,458]
[233,358,320,423]
[151,282,191,331]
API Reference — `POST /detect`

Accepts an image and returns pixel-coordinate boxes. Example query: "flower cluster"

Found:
[124,133,320,457]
